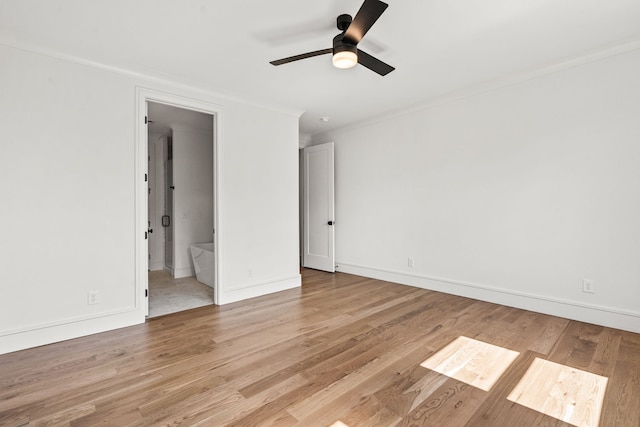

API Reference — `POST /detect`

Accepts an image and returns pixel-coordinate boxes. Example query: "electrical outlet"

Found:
[88,291,100,305]
[582,279,595,294]
[408,257,415,268]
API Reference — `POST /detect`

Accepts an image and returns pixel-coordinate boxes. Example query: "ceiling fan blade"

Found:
[255,22,334,47]
[270,48,332,66]
[357,49,394,76]
[343,0,388,45]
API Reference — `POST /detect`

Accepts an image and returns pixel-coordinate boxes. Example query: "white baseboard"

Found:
[148,262,164,271]
[218,274,301,305]
[336,261,640,334]
[0,308,143,355]
[173,267,194,279]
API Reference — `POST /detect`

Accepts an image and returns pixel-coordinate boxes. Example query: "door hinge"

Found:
[145,231,148,240]
[145,289,148,297]
[145,115,148,124]
[145,173,148,182]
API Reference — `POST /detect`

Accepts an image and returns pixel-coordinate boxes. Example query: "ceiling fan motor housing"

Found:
[333,33,357,56]
[336,14,353,31]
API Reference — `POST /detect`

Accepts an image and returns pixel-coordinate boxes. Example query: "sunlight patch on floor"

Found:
[328,422,350,427]
[507,358,607,427]
[420,336,520,391]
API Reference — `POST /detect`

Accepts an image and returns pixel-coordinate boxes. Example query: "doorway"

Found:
[136,88,221,318]
[146,102,215,317]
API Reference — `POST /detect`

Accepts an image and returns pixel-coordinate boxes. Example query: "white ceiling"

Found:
[2,0,640,136]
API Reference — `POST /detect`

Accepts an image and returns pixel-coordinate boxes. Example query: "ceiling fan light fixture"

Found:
[332,42,358,69]
[333,50,358,68]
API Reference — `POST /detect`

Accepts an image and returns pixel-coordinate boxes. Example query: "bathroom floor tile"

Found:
[148,270,214,317]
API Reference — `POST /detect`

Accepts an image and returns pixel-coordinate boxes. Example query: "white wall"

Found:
[314,48,640,333]
[217,102,301,303]
[0,44,301,354]
[172,125,213,278]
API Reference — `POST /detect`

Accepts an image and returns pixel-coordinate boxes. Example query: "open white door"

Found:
[303,142,335,272]
[142,101,149,317]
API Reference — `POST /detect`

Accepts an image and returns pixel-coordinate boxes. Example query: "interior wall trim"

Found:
[336,261,640,334]
[173,267,196,279]
[219,274,302,304]
[0,41,303,118]
[0,306,137,338]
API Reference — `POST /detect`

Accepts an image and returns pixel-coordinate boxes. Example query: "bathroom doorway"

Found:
[145,100,216,317]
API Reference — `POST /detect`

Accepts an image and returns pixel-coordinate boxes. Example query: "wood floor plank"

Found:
[374,366,449,417]
[337,394,402,427]
[600,336,640,426]
[0,269,638,426]
[463,350,558,427]
[291,345,439,426]
[547,321,602,368]
[395,380,477,427]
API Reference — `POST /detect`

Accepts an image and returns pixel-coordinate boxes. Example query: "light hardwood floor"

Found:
[1,269,639,426]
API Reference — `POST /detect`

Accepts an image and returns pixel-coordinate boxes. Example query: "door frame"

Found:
[135,87,223,315]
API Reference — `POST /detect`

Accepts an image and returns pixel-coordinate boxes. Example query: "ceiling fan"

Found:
[269,0,395,76]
